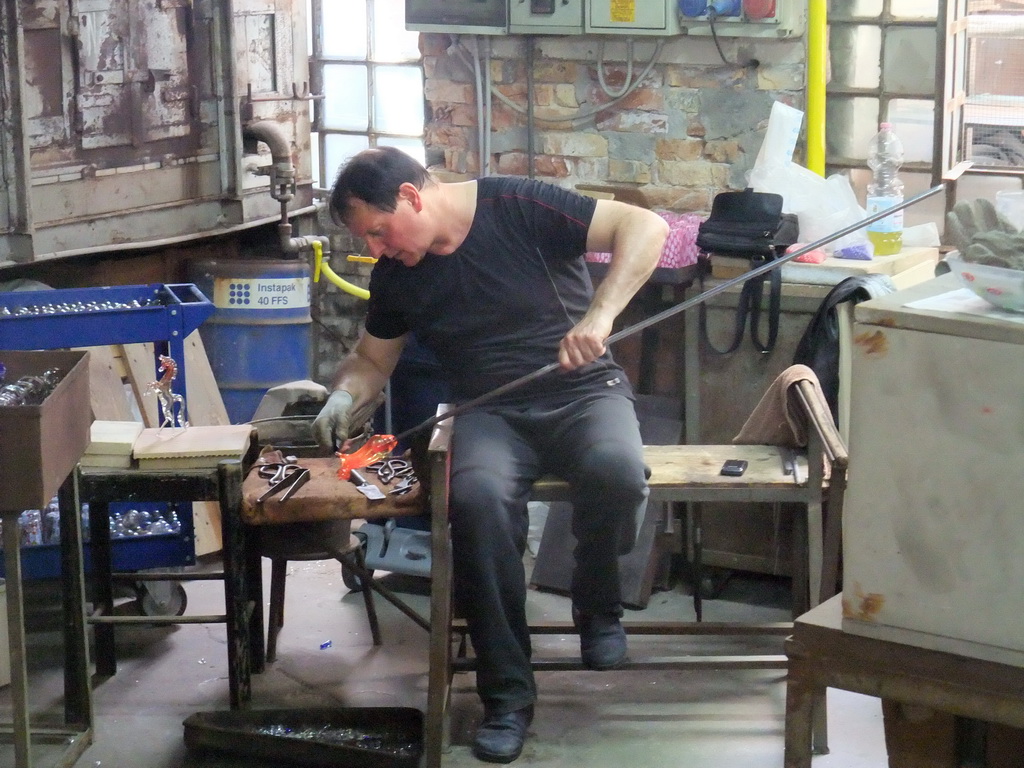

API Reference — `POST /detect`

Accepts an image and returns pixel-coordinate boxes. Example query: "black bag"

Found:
[696,188,798,257]
[696,188,799,354]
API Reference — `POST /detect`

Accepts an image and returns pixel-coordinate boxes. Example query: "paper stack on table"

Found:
[133,425,252,469]
[80,420,145,469]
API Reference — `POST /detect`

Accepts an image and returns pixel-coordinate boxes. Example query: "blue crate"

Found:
[1,502,195,581]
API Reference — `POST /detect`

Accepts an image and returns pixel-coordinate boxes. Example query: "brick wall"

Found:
[421,33,806,214]
[315,32,808,386]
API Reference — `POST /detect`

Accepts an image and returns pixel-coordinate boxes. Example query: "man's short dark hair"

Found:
[329,147,432,226]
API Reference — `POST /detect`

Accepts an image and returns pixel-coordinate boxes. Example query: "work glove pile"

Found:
[944,198,1024,271]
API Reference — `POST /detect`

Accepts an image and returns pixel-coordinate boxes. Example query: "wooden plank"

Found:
[75,345,133,421]
[192,501,222,557]
[712,247,940,282]
[183,331,230,427]
[119,342,159,428]
[182,331,230,555]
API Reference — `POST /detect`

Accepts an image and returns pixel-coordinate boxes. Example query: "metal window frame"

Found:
[824,1,940,179]
[936,0,1024,213]
[309,0,425,187]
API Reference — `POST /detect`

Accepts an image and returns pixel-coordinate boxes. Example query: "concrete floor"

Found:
[1,544,888,768]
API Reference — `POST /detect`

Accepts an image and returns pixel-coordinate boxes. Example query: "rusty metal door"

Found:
[72,0,194,149]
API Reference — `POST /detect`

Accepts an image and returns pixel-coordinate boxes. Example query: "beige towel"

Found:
[732,364,826,448]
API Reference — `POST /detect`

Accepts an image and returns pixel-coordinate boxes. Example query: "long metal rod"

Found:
[393,183,945,443]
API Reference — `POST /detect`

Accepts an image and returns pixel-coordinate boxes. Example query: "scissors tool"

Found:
[257,462,310,502]
[367,458,414,485]
[389,475,419,495]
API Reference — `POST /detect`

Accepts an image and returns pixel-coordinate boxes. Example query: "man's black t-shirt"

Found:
[364,176,632,405]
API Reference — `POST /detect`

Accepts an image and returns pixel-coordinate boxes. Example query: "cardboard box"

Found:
[0,350,92,510]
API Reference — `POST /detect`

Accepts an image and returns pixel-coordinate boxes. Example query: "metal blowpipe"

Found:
[393,183,946,444]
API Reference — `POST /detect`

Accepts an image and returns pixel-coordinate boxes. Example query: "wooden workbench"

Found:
[240,457,424,524]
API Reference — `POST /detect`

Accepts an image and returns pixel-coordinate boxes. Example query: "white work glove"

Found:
[312,390,354,451]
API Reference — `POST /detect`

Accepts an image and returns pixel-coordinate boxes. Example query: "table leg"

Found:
[58,473,92,727]
[219,460,251,709]
[3,511,33,768]
[244,525,266,675]
[88,499,116,677]
[783,652,815,768]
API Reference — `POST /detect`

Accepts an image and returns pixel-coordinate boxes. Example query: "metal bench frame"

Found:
[422,377,848,767]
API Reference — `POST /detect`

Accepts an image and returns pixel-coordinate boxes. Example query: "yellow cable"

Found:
[311,241,370,300]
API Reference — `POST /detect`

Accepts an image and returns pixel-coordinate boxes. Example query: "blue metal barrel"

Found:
[189,259,312,424]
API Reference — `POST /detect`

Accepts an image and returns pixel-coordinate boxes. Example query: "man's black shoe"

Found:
[573,607,627,670]
[472,704,533,763]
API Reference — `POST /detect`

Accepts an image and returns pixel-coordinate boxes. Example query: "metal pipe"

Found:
[805,0,828,175]
[393,183,946,443]
[242,121,330,258]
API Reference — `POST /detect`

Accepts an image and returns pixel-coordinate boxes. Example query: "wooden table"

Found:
[80,460,253,709]
[241,456,430,671]
[784,595,1024,767]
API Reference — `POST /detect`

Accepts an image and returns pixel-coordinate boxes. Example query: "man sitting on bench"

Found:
[312,147,668,763]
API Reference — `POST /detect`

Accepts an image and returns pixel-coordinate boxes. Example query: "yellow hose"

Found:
[312,240,370,300]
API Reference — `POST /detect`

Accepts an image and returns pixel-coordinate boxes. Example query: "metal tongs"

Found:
[257,462,311,502]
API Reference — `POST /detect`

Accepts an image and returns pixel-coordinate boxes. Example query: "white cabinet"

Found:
[842,274,1024,666]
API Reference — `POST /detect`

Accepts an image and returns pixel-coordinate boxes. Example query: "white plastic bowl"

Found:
[946,254,1024,313]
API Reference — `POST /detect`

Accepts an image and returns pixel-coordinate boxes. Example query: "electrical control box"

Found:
[586,0,683,35]
[405,0,508,34]
[509,0,584,35]
[679,0,805,38]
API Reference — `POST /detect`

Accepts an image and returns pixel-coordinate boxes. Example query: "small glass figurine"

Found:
[147,354,188,428]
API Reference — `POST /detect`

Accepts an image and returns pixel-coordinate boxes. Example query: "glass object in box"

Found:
[0,367,61,406]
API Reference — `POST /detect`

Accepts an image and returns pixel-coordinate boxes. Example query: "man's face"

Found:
[344,188,427,267]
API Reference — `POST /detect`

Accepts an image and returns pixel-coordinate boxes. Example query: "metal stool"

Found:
[256,518,381,663]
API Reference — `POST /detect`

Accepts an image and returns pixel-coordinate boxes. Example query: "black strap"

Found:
[699,279,747,355]
[748,265,781,353]
[698,254,782,356]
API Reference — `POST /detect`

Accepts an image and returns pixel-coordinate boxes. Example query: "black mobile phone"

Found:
[720,459,748,477]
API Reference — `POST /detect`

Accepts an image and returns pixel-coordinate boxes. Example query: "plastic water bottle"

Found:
[865,122,905,256]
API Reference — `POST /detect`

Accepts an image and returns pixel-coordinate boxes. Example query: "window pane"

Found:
[378,136,426,166]
[829,0,882,18]
[831,25,881,89]
[826,96,880,161]
[373,0,421,63]
[323,64,369,131]
[324,134,370,183]
[323,1,367,58]
[890,98,935,163]
[883,27,936,94]
[890,0,938,19]
[374,65,424,134]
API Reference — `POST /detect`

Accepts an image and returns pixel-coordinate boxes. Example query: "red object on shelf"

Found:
[743,0,776,19]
